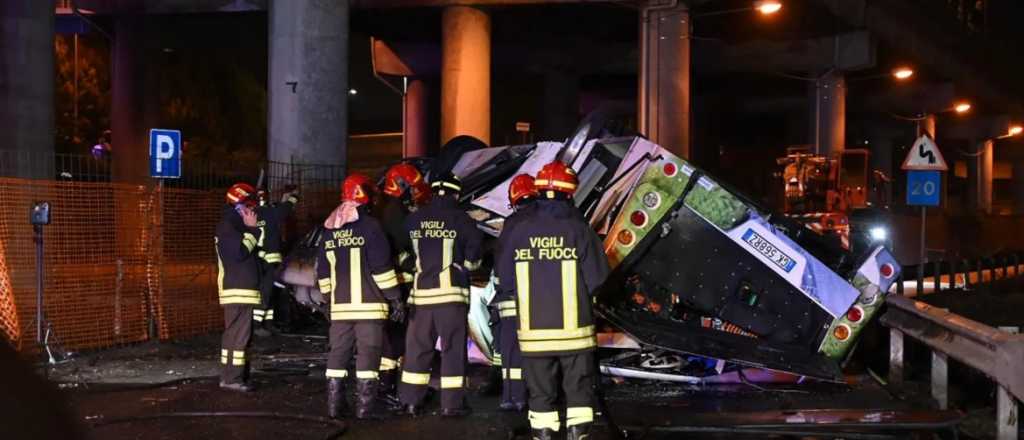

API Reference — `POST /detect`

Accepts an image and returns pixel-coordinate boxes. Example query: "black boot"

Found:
[355,379,386,420]
[327,378,346,419]
[567,423,592,440]
[378,370,403,410]
[530,428,556,440]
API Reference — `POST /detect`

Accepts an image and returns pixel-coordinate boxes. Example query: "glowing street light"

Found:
[892,67,914,80]
[1009,125,1023,136]
[954,102,972,114]
[756,1,782,15]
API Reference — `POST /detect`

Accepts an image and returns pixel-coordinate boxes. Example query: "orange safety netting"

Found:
[0,235,21,349]
[0,178,228,351]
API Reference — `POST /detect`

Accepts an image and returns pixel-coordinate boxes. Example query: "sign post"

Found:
[148,129,181,339]
[902,134,948,292]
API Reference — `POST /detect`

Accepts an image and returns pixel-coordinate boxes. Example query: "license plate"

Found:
[742,229,797,273]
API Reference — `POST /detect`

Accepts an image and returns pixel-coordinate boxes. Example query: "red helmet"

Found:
[535,161,577,196]
[508,174,538,206]
[226,183,258,207]
[383,163,423,197]
[341,172,372,205]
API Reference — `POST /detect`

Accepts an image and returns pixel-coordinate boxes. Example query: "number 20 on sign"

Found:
[906,170,940,207]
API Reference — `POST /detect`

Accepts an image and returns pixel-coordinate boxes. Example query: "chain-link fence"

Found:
[0,150,356,352]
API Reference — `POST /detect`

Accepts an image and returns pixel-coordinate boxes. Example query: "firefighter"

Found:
[490,173,538,412]
[494,161,610,440]
[253,187,299,331]
[373,163,429,403]
[316,173,407,419]
[399,173,483,417]
[215,183,264,392]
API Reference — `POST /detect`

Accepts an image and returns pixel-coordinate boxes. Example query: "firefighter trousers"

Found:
[326,320,385,380]
[523,351,596,432]
[399,304,468,410]
[499,316,526,405]
[380,284,410,373]
[254,262,279,323]
[220,305,254,384]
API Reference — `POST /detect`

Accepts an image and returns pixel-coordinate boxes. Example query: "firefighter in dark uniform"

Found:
[399,173,483,417]
[253,187,299,329]
[494,161,610,440]
[490,174,538,411]
[373,163,430,402]
[316,173,407,419]
[215,183,264,392]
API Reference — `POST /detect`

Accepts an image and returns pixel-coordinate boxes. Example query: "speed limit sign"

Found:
[906,170,940,207]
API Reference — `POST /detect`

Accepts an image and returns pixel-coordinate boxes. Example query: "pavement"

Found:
[12,329,999,439]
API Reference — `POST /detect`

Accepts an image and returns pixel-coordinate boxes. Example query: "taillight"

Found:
[833,324,851,341]
[630,210,648,227]
[663,162,677,177]
[617,229,635,246]
[847,306,864,323]
[880,263,894,279]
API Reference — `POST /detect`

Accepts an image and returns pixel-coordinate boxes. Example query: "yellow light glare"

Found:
[1009,125,1023,136]
[954,102,972,114]
[756,1,782,15]
[892,67,914,80]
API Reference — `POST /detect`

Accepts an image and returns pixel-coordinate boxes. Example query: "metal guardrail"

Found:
[882,294,1022,439]
[894,252,1024,296]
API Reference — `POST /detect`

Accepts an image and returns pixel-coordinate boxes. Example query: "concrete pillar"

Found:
[268,0,349,168]
[966,139,994,214]
[0,0,55,178]
[638,3,690,159]
[917,114,936,138]
[812,71,846,157]
[542,69,579,141]
[980,139,993,215]
[403,78,428,158]
[440,6,491,146]
[111,17,156,184]
[869,136,894,206]
[1012,159,1024,215]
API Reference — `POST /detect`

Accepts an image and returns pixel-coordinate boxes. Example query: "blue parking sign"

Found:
[906,170,940,206]
[149,129,181,179]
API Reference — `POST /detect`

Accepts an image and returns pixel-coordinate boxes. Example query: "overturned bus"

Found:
[282,119,901,384]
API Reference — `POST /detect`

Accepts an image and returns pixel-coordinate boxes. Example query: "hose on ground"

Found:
[88,411,346,440]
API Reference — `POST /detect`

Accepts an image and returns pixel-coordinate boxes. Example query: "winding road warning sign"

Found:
[902,134,948,171]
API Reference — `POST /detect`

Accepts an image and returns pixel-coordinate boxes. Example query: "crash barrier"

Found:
[0,177,341,352]
[894,252,1024,296]
[883,295,1022,439]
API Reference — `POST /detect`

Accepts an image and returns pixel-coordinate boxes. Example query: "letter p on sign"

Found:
[149,129,182,179]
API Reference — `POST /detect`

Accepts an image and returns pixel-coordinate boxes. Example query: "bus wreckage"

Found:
[281,117,901,384]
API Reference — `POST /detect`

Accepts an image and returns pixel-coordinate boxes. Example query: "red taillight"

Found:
[847,306,864,323]
[617,229,635,246]
[833,324,851,341]
[880,263,894,279]
[663,162,677,177]
[630,210,648,227]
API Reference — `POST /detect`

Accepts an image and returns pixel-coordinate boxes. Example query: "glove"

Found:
[388,299,407,323]
[487,304,500,327]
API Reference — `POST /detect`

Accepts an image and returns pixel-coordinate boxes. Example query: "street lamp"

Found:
[694,1,783,18]
[1009,125,1023,136]
[892,67,914,80]
[756,1,782,15]
[954,101,972,114]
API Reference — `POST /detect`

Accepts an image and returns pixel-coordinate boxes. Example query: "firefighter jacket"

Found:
[215,206,264,305]
[373,196,415,285]
[404,194,483,307]
[254,196,296,264]
[316,206,402,321]
[490,201,537,319]
[494,199,610,356]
